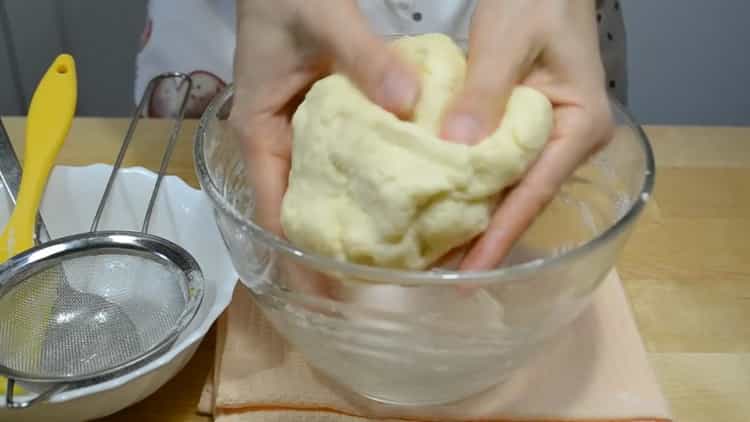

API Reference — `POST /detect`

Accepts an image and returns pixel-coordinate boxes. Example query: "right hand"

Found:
[231,0,420,237]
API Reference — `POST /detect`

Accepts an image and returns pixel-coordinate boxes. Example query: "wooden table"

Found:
[2,117,749,422]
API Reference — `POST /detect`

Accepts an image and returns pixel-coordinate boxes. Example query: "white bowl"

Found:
[0,164,237,421]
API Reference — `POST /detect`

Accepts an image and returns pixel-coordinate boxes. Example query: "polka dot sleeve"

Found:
[597,0,628,104]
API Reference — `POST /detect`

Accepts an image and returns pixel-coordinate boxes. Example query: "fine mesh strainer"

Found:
[0,73,204,409]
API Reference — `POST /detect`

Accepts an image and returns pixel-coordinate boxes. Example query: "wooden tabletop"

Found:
[2,117,748,422]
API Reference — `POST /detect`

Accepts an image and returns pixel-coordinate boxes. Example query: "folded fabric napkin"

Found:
[198,271,672,422]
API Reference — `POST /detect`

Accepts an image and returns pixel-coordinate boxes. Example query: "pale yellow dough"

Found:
[280,33,553,270]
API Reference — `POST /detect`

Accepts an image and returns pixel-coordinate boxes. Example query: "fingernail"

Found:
[381,70,418,112]
[442,114,483,145]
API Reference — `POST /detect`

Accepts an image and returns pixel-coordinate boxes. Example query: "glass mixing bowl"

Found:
[194,76,654,405]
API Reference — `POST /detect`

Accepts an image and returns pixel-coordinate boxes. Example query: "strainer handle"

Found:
[89,72,193,234]
[4,378,68,409]
[140,73,193,234]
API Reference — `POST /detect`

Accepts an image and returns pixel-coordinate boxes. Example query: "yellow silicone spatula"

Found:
[0,54,77,397]
[0,54,77,260]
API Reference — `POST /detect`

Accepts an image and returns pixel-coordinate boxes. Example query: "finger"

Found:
[433,244,482,297]
[230,112,292,237]
[303,1,421,118]
[282,258,339,304]
[440,1,540,144]
[459,107,601,270]
[431,244,471,270]
[249,151,289,237]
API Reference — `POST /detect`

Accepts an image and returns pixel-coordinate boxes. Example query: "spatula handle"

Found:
[6,54,77,253]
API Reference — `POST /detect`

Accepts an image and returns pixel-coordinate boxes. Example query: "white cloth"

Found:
[134,0,627,117]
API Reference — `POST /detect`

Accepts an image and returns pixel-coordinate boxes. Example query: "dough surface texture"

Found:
[280,33,553,270]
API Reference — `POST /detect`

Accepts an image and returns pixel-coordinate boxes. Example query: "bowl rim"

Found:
[194,84,655,286]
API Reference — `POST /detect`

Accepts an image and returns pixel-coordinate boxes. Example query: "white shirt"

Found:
[135,0,625,117]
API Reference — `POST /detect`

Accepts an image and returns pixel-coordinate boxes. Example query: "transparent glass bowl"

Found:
[194,78,654,405]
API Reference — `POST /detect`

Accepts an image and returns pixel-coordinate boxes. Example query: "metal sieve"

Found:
[0,73,204,409]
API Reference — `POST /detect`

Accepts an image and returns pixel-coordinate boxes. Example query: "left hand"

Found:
[438,0,615,270]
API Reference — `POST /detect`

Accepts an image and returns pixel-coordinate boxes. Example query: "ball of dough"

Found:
[280,33,553,270]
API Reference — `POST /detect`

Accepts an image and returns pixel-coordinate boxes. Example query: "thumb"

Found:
[440,4,538,144]
[307,4,420,117]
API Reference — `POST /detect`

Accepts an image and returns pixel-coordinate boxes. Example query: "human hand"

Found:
[231,0,420,237]
[439,0,615,271]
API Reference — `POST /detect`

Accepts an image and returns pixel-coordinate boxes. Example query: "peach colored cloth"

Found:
[198,271,672,421]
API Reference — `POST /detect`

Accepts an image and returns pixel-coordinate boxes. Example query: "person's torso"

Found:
[135,0,626,117]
